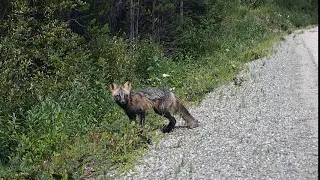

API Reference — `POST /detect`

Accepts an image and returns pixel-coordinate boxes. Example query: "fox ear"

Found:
[109,82,119,95]
[123,81,131,92]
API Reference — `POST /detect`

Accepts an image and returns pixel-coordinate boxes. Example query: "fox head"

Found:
[109,81,132,105]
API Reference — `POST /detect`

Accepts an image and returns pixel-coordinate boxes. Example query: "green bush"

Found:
[1,78,160,179]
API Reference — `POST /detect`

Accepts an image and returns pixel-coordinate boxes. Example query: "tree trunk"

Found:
[135,0,139,37]
[130,0,134,40]
[152,0,156,38]
[180,0,183,24]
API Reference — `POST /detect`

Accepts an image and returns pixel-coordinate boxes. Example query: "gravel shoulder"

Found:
[112,27,318,180]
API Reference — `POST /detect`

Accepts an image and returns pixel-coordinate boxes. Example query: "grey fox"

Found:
[109,81,199,133]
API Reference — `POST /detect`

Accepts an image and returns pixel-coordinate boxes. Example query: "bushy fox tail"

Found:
[172,94,199,129]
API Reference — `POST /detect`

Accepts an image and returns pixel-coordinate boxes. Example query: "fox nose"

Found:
[120,100,126,104]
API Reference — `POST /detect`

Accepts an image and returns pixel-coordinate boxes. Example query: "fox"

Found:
[109,81,199,133]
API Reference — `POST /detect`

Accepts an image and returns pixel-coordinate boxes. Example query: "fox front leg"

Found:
[127,114,137,124]
[139,111,146,126]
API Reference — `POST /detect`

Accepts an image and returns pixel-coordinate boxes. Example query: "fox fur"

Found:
[109,81,199,133]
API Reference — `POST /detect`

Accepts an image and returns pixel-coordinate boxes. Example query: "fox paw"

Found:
[162,126,174,133]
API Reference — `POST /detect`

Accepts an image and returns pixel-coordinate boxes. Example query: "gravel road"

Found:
[113,27,318,180]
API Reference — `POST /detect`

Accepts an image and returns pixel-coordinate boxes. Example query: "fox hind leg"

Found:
[162,112,176,133]
[154,109,176,133]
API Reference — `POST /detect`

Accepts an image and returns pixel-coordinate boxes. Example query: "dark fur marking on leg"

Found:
[154,109,176,133]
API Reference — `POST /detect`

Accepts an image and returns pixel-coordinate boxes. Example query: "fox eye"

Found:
[115,95,121,100]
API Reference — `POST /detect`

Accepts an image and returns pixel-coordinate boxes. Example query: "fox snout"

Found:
[119,99,127,105]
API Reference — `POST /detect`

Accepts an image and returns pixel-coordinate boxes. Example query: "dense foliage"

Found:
[0,0,317,178]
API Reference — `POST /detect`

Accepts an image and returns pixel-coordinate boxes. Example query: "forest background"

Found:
[0,0,318,179]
